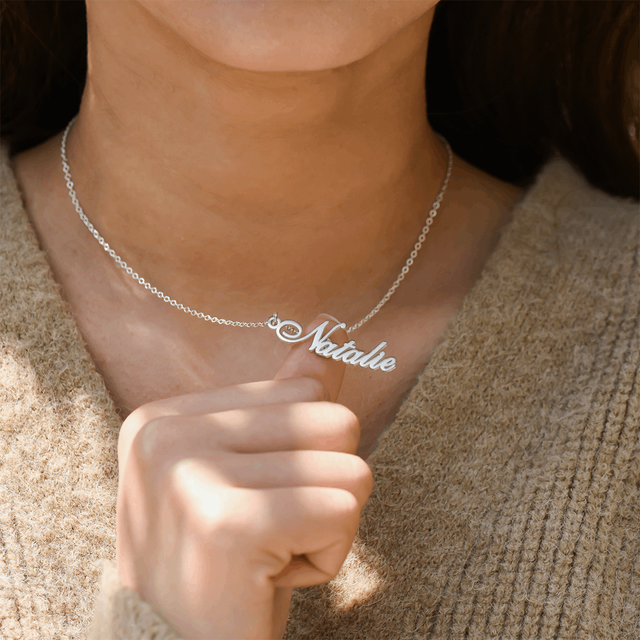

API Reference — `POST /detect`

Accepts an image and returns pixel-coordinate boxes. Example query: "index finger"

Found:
[135,376,330,421]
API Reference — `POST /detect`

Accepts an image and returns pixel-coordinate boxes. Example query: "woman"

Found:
[1,1,638,638]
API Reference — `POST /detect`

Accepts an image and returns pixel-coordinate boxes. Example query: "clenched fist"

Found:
[116,315,374,639]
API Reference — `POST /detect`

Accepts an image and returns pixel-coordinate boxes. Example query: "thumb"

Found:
[273,314,348,403]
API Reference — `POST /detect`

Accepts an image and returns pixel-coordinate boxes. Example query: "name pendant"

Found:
[267,315,397,372]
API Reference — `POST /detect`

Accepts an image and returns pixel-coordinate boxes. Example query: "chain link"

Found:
[61,117,452,333]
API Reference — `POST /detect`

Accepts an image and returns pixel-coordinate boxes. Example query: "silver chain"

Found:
[60,117,452,333]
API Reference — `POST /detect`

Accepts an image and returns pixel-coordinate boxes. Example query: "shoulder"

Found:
[429,153,639,419]
[0,141,53,288]
[484,155,639,325]
[512,155,638,261]
[0,142,49,296]
[0,141,28,237]
[0,140,77,350]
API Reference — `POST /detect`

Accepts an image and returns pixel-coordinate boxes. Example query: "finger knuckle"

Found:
[118,404,162,462]
[167,461,221,524]
[330,404,360,452]
[298,376,330,402]
[132,416,176,464]
[334,488,360,519]
[123,403,161,435]
[349,456,375,493]
[166,463,250,537]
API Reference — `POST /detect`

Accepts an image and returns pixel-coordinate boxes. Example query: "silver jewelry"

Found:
[61,117,452,372]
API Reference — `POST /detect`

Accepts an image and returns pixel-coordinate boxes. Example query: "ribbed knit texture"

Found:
[1,143,638,639]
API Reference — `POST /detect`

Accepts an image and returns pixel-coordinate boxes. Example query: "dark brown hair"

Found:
[2,0,638,199]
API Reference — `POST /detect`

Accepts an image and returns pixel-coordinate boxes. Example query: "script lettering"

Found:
[342,349,365,365]
[357,341,386,367]
[267,316,397,372]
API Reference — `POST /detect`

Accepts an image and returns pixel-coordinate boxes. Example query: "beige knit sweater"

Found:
[0,143,638,640]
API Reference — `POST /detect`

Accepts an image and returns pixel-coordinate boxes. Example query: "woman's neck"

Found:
[65,3,446,322]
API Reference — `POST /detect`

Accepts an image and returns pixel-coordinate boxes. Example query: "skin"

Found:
[11,1,524,636]
[12,0,523,460]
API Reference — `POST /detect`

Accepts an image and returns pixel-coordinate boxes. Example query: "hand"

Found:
[115,315,374,639]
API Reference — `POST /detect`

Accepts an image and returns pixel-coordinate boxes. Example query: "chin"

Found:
[138,0,436,72]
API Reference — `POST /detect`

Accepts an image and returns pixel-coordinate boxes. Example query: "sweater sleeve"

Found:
[86,560,183,640]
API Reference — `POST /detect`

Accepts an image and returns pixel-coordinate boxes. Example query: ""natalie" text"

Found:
[267,316,397,372]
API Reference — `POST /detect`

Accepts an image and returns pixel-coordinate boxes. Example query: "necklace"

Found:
[60,117,452,373]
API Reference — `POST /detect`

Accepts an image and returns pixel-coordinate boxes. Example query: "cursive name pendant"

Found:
[267,315,397,372]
